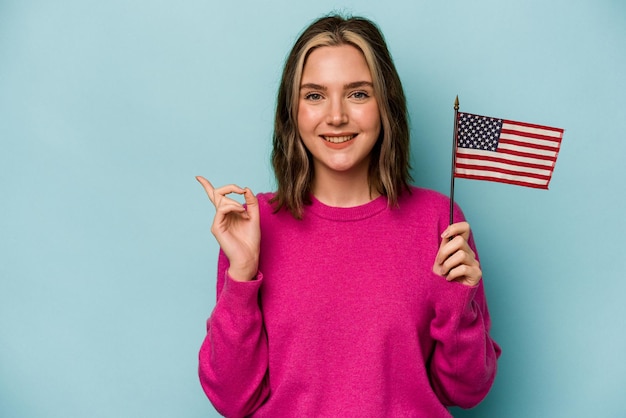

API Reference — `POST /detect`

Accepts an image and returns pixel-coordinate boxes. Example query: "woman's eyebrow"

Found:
[344,81,374,89]
[300,81,374,91]
[300,83,326,91]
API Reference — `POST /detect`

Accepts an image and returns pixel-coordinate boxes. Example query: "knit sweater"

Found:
[199,187,501,417]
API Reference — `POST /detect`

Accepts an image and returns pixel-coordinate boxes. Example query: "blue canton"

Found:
[457,113,503,151]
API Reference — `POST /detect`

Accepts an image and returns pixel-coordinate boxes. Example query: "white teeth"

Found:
[323,135,354,144]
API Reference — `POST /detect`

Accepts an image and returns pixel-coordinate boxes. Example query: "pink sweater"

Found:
[199,187,501,417]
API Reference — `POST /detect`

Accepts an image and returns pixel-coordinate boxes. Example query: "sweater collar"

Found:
[306,194,388,221]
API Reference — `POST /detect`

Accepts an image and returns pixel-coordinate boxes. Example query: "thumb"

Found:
[243,188,259,218]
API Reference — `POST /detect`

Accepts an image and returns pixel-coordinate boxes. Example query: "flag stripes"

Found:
[455,113,564,189]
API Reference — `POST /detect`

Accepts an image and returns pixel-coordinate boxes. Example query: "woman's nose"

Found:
[326,99,348,125]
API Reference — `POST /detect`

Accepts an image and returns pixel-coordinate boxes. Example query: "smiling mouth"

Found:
[321,135,356,144]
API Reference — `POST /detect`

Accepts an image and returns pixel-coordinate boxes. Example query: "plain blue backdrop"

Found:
[1,1,625,417]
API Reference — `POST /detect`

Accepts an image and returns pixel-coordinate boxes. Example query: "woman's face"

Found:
[297,44,381,181]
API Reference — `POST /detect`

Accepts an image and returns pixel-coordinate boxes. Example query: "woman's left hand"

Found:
[432,221,482,287]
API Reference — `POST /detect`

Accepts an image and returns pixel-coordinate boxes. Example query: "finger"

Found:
[439,248,476,277]
[434,234,465,266]
[214,198,247,215]
[196,177,246,205]
[445,262,470,281]
[242,188,259,219]
[196,176,217,204]
[446,263,482,285]
[433,235,476,277]
[446,254,482,284]
[211,200,250,236]
[441,221,471,241]
[242,187,257,206]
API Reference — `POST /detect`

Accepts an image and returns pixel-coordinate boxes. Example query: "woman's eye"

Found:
[305,93,323,101]
[351,91,369,100]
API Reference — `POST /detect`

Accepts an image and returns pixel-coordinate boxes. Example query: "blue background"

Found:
[1,1,624,417]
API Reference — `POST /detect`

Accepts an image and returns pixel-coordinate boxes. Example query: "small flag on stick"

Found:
[449,96,564,224]
[454,112,564,189]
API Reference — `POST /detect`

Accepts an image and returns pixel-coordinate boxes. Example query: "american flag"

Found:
[455,112,564,189]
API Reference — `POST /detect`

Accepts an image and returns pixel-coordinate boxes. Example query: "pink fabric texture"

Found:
[199,187,501,417]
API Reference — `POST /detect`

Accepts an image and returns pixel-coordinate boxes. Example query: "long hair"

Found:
[271,14,412,219]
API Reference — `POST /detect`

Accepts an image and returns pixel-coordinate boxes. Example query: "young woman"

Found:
[197,14,500,417]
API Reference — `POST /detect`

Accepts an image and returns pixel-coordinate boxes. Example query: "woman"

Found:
[197,14,500,417]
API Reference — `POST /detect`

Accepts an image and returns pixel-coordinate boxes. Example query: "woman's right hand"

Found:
[196,176,260,282]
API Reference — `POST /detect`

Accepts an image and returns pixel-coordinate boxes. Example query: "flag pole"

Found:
[449,95,459,226]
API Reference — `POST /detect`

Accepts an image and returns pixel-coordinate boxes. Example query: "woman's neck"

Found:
[311,171,380,207]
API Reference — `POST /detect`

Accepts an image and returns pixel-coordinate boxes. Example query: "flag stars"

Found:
[457,112,503,151]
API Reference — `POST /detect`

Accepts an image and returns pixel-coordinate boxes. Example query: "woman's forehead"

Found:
[300,45,372,85]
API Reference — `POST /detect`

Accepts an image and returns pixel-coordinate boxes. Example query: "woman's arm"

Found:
[429,221,501,408]
[196,177,269,416]
[428,276,501,408]
[198,252,269,417]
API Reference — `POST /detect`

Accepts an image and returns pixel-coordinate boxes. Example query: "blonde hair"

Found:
[271,14,412,219]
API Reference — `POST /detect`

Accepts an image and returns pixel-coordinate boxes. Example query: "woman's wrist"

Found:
[227,264,259,282]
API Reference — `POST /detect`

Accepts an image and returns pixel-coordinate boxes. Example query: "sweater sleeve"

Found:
[198,250,269,417]
[428,278,501,408]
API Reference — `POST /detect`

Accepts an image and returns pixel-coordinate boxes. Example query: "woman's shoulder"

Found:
[255,191,295,220]
[255,191,305,232]
[255,192,277,213]
[256,191,277,203]
[402,185,466,225]
[402,186,450,209]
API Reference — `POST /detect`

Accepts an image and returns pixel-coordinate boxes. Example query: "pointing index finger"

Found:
[195,176,217,204]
